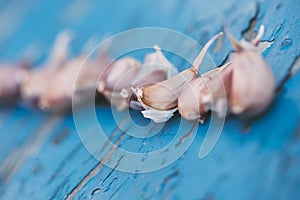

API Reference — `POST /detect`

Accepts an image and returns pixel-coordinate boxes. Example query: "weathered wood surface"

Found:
[0,0,300,199]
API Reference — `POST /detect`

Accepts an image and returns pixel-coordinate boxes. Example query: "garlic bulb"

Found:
[132,32,223,123]
[39,42,111,112]
[21,30,73,106]
[38,56,85,112]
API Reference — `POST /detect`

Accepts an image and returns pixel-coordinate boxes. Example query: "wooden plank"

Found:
[0,0,300,199]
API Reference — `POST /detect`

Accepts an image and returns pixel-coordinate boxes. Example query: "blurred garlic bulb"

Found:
[21,30,73,106]
[178,62,232,122]
[38,56,84,112]
[0,62,30,103]
[132,32,223,123]
[226,25,275,117]
[39,39,111,112]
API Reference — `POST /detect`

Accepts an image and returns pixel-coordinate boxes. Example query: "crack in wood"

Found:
[175,123,196,147]
[242,4,260,41]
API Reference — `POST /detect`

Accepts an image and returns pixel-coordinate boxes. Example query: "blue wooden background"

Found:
[0,0,300,199]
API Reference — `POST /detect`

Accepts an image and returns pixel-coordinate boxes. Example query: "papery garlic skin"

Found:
[226,25,276,116]
[142,107,178,123]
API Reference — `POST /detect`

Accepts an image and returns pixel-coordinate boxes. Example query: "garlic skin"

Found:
[132,32,223,122]
[0,62,30,103]
[21,30,73,106]
[178,63,232,121]
[226,25,276,116]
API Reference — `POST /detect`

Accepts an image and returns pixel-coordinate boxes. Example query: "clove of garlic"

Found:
[226,25,276,117]
[96,57,141,110]
[178,63,232,121]
[100,45,178,111]
[103,57,141,91]
[134,32,224,116]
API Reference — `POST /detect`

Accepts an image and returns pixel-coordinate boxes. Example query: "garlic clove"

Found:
[178,63,232,121]
[133,32,224,112]
[102,57,141,91]
[97,57,141,110]
[102,45,178,111]
[226,25,276,117]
